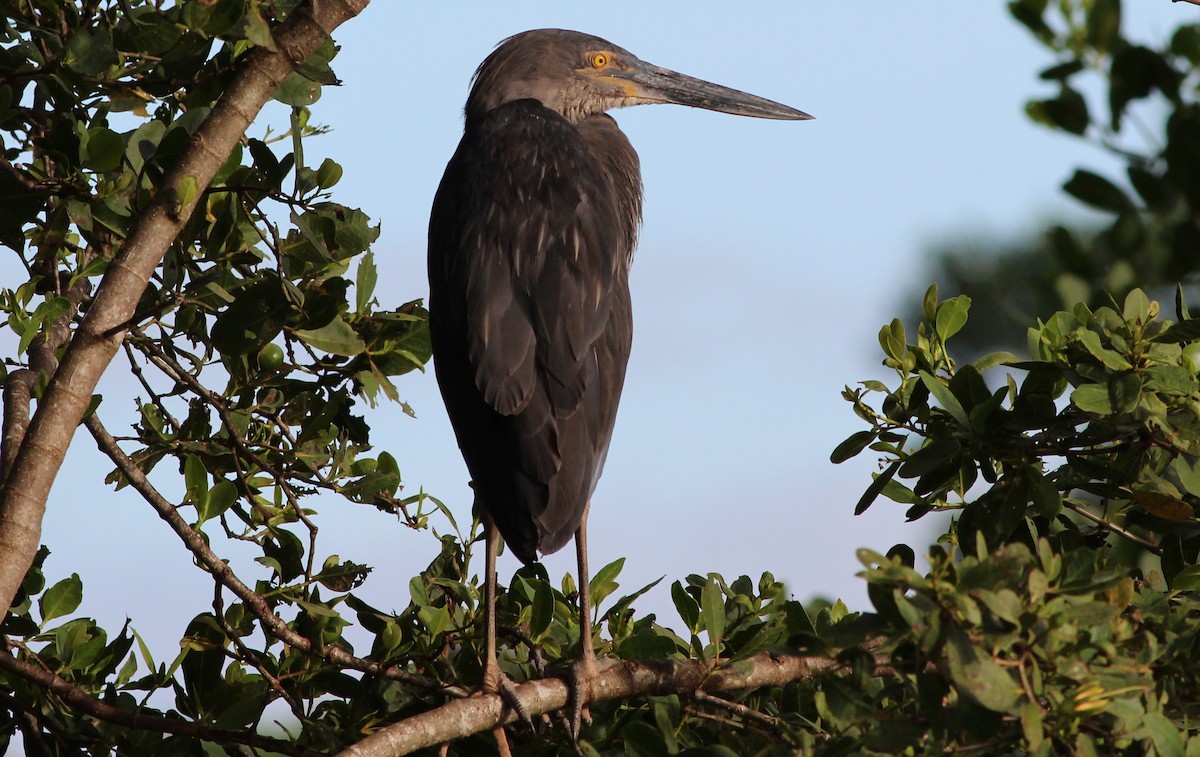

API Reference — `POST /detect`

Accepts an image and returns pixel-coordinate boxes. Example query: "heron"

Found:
[428,28,810,735]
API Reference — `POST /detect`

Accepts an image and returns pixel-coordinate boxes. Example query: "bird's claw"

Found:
[482,664,534,732]
[568,655,597,741]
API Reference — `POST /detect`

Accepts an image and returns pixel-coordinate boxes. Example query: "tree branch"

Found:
[1,276,92,483]
[84,414,459,694]
[337,652,868,756]
[0,645,321,756]
[0,0,370,619]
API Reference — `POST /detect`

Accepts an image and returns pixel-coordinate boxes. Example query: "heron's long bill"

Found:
[621,63,812,120]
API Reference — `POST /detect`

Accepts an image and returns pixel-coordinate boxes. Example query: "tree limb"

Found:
[0,645,322,756]
[1,276,92,483]
[337,652,867,756]
[0,0,370,619]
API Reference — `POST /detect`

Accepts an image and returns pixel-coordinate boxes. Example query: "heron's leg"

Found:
[480,518,529,752]
[482,517,502,692]
[569,502,597,739]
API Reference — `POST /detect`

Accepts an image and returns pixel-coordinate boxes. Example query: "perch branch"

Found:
[338,652,881,756]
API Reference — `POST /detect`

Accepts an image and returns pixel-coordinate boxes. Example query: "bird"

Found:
[427,28,810,737]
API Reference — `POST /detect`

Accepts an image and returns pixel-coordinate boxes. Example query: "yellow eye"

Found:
[590,52,609,68]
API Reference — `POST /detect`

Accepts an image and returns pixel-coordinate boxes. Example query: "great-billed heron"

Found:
[428,27,809,738]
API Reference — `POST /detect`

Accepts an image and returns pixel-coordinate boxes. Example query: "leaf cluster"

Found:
[835,285,1200,753]
[916,0,1200,356]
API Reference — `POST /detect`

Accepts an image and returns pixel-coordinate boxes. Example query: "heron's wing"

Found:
[429,102,633,557]
[433,103,622,413]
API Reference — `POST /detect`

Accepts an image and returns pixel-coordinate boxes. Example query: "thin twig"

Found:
[0,645,321,756]
[84,414,462,695]
[212,582,308,724]
[693,690,786,734]
[1064,499,1162,555]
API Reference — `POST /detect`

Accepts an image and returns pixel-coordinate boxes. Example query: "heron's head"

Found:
[465,29,812,126]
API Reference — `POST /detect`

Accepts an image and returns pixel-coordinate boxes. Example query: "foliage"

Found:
[1,0,1200,756]
[835,284,1200,754]
[911,0,1200,355]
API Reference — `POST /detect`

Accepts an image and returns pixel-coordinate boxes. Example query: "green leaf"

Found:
[274,72,322,106]
[942,625,1019,712]
[935,296,971,342]
[176,174,200,211]
[1172,457,1200,498]
[408,576,430,608]
[900,437,961,479]
[1021,700,1045,751]
[919,371,970,427]
[1086,0,1121,52]
[588,557,624,609]
[1077,329,1131,370]
[295,316,365,356]
[184,454,208,513]
[1031,86,1089,135]
[671,580,699,632]
[1123,288,1151,322]
[972,351,1020,373]
[529,579,554,640]
[211,279,290,356]
[417,605,450,637]
[879,318,906,360]
[700,576,726,651]
[1153,319,1200,345]
[243,3,276,48]
[1143,711,1184,757]
[617,633,678,661]
[922,283,939,324]
[830,430,875,464]
[1063,169,1130,212]
[603,576,664,623]
[316,157,343,189]
[40,574,83,625]
[1169,564,1200,592]
[855,460,903,515]
[356,251,377,314]
[65,27,117,75]
[198,480,238,525]
[84,127,124,172]
[1024,466,1061,519]
[1108,371,1141,414]
[1071,383,1113,415]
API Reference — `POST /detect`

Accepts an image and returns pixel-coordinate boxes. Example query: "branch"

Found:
[1,277,92,483]
[0,645,321,756]
[1064,499,1163,555]
[84,415,458,694]
[337,652,870,757]
[0,0,370,618]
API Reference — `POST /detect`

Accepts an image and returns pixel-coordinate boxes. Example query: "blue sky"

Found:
[33,3,1193,657]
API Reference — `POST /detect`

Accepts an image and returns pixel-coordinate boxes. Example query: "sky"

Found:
[28,3,1196,666]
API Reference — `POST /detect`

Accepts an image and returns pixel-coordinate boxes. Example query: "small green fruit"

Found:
[257,343,285,371]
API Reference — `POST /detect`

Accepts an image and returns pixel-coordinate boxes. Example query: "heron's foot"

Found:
[481,664,534,733]
[568,654,599,741]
